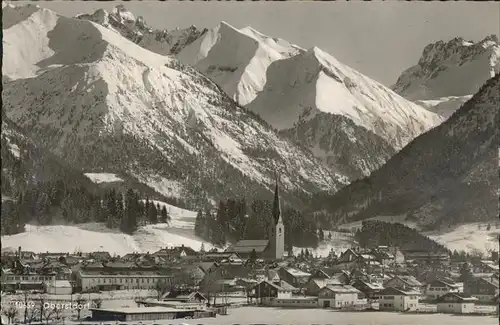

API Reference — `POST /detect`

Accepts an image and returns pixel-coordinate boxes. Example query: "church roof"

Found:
[227,240,269,254]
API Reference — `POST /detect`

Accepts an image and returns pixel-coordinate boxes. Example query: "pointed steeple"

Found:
[272,171,282,225]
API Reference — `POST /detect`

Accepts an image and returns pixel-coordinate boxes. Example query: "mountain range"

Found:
[2,3,498,231]
[315,73,499,228]
[76,5,442,180]
[2,3,347,211]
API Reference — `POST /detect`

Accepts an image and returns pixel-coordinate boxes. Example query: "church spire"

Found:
[272,172,281,225]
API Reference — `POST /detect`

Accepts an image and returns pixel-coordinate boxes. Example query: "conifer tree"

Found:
[160,206,170,224]
[148,202,158,224]
[195,209,203,237]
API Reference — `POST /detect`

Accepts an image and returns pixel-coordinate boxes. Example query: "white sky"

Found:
[13,1,500,85]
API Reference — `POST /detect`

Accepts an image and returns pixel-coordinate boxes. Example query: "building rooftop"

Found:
[90,307,193,314]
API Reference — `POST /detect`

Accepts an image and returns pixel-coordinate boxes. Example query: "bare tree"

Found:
[154,279,168,301]
[41,306,59,325]
[25,307,40,324]
[2,305,19,324]
[91,298,103,308]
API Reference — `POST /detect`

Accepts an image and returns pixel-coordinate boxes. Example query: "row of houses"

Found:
[1,246,498,315]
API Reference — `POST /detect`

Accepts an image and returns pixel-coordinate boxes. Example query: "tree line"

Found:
[354,220,449,253]
[194,198,320,249]
[1,180,171,235]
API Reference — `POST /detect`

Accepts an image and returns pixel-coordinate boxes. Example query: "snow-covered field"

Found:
[1,201,212,255]
[293,231,355,257]
[426,223,500,254]
[87,307,498,325]
[84,173,123,184]
[340,217,498,255]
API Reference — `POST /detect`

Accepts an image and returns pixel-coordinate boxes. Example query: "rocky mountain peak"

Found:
[392,35,500,102]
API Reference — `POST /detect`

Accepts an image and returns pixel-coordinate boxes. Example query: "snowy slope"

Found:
[176,21,304,106]
[250,47,442,149]
[1,202,212,255]
[415,95,472,119]
[426,223,500,255]
[393,36,500,116]
[84,173,124,184]
[2,5,345,209]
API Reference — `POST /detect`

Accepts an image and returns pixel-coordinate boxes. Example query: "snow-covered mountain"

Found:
[316,74,500,229]
[76,5,205,57]
[248,47,442,178]
[2,4,346,209]
[392,36,500,116]
[78,6,442,179]
[175,21,304,106]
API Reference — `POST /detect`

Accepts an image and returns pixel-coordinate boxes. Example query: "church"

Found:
[225,174,285,260]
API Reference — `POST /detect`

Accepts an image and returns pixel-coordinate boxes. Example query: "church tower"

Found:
[268,172,285,260]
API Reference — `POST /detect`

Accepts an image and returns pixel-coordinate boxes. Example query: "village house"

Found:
[199,264,251,295]
[162,290,207,304]
[249,280,317,308]
[403,250,450,266]
[308,268,337,280]
[436,293,478,314]
[463,276,499,302]
[351,279,384,300]
[278,267,311,289]
[152,245,198,261]
[44,280,73,295]
[384,275,424,294]
[317,284,362,308]
[1,267,56,291]
[424,279,462,300]
[377,287,420,311]
[200,252,240,263]
[74,263,173,292]
[474,260,500,274]
[338,249,360,263]
[304,278,342,296]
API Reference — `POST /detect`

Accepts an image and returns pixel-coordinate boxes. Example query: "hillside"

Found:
[78,6,441,180]
[1,201,212,255]
[1,112,96,199]
[393,36,500,116]
[314,74,500,229]
[2,4,346,211]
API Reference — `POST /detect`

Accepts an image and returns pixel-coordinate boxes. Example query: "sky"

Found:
[13,1,500,85]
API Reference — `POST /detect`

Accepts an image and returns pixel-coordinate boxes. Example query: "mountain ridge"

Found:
[2,4,346,211]
[315,74,500,229]
[392,35,500,116]
[77,5,443,179]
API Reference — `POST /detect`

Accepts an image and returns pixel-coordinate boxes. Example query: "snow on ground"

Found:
[340,216,498,255]
[426,223,500,254]
[84,172,123,184]
[293,231,355,257]
[141,199,196,229]
[1,201,212,255]
[416,95,472,119]
[134,175,184,198]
